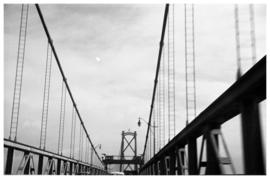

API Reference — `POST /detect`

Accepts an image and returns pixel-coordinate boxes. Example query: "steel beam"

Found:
[5,147,14,174]
[188,139,197,174]
[63,160,68,175]
[153,161,158,175]
[57,158,61,174]
[78,164,81,175]
[24,151,30,174]
[205,127,221,174]
[241,97,265,174]
[160,156,166,175]
[103,158,142,165]
[169,150,176,175]
[175,148,181,174]
[38,154,44,174]
[69,162,73,175]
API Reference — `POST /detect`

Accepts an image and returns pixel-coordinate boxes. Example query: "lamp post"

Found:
[91,144,101,166]
[137,117,157,155]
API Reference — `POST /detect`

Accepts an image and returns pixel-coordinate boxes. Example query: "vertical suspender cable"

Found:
[70,107,74,158]
[82,131,84,162]
[249,4,256,64]
[167,10,170,141]
[234,4,257,78]
[184,4,188,125]
[9,4,29,141]
[40,41,53,149]
[162,46,166,147]
[152,105,155,155]
[167,4,176,140]
[234,5,241,77]
[184,4,196,126]
[85,138,88,163]
[70,107,76,158]
[192,4,197,118]
[159,44,166,149]
[72,107,77,158]
[157,77,161,150]
[79,126,81,161]
[172,4,176,137]
[149,127,152,159]
[57,80,66,155]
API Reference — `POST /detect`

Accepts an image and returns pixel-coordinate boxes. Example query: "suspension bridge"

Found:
[3,4,266,175]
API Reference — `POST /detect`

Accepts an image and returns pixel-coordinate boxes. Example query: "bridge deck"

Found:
[141,55,266,172]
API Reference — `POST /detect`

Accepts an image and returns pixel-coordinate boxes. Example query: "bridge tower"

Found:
[119,131,138,174]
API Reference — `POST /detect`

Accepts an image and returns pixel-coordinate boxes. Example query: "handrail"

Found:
[140,55,266,170]
[4,138,105,171]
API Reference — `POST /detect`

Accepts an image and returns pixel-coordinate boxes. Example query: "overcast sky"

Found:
[4,3,266,173]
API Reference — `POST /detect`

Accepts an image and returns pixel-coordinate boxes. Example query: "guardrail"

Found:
[4,138,108,175]
[139,55,266,175]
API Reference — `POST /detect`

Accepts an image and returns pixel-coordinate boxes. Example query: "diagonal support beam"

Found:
[123,137,135,153]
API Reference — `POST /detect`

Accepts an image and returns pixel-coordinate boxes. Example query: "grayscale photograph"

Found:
[2,1,267,175]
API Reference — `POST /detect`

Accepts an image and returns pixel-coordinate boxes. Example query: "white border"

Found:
[1,0,268,178]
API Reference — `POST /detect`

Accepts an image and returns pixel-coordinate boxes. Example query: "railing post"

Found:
[37,154,43,174]
[241,97,265,174]
[169,150,176,175]
[205,126,221,175]
[83,165,85,175]
[81,165,83,175]
[154,161,158,175]
[89,167,92,175]
[175,148,181,175]
[5,147,14,174]
[24,151,30,174]
[78,164,81,175]
[48,157,54,174]
[160,156,166,175]
[188,138,197,174]
[57,158,61,174]
[69,162,73,175]
[62,160,66,175]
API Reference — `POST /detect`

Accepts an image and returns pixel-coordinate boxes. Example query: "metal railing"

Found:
[4,138,107,175]
[140,55,266,175]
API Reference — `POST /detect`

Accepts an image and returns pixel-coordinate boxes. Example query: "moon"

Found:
[96,57,101,62]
